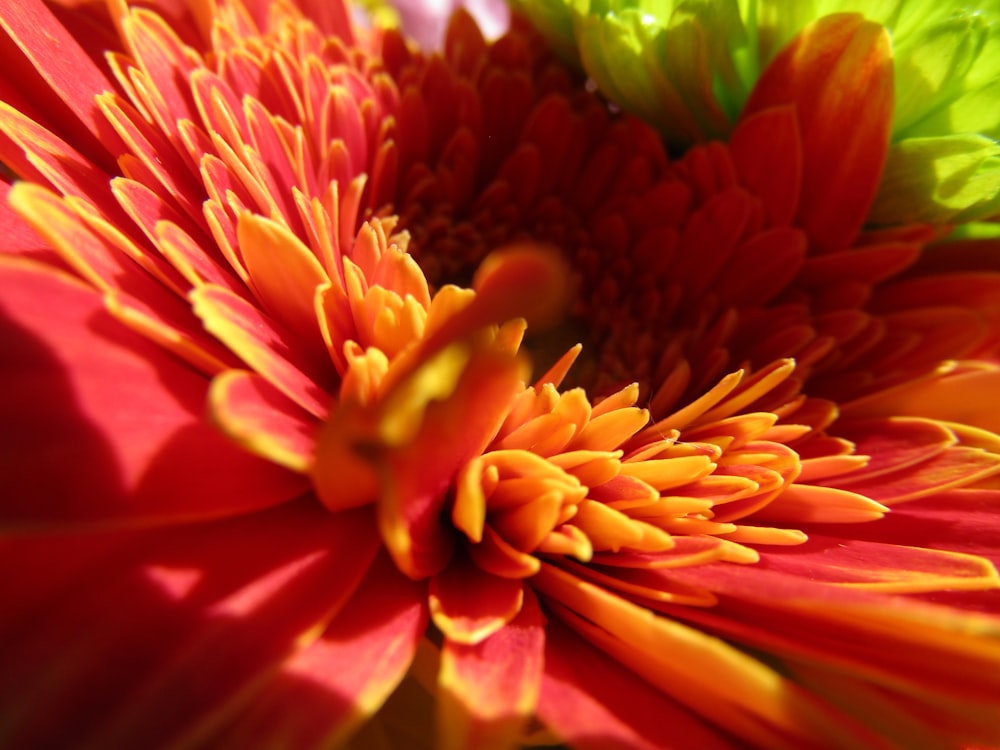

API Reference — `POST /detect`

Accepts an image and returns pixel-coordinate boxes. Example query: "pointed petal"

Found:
[0,258,307,529]
[211,551,427,750]
[827,418,1000,505]
[437,588,545,750]
[753,483,888,524]
[0,502,380,748]
[742,14,893,251]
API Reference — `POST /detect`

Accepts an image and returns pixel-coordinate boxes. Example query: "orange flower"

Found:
[0,2,999,748]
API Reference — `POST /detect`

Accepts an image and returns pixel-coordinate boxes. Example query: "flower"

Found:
[1,1,1000,749]
[512,0,1000,225]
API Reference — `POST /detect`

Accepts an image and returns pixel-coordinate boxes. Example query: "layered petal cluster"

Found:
[1,1,1000,749]
[511,0,1000,224]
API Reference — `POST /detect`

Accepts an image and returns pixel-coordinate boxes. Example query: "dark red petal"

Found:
[742,14,893,251]
[729,105,802,227]
[0,502,380,748]
[0,258,307,529]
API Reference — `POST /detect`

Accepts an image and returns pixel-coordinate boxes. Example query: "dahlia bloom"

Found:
[1,1,1000,748]
[513,0,1000,225]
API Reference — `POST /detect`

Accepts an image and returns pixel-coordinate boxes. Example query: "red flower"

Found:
[1,2,999,747]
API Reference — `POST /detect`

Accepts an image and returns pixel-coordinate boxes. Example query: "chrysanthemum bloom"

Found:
[512,0,1000,225]
[1,1,1000,748]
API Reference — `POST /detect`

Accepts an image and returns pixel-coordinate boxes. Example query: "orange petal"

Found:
[843,361,1000,434]
[753,483,888,524]
[375,342,528,579]
[236,212,329,348]
[742,14,893,251]
[467,525,542,579]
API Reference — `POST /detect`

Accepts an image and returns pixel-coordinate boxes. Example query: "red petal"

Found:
[0,102,116,210]
[374,341,527,579]
[0,181,67,269]
[191,284,334,419]
[534,563,877,748]
[729,105,802,227]
[805,488,1000,616]
[120,8,200,130]
[429,557,524,644]
[210,550,427,749]
[668,560,1000,705]
[0,258,307,529]
[711,226,808,307]
[437,587,545,750]
[0,0,123,170]
[209,369,320,473]
[10,180,188,302]
[538,617,731,750]
[756,535,998,594]
[100,95,212,230]
[294,0,355,41]
[826,418,1000,504]
[0,502,380,747]
[742,14,893,251]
